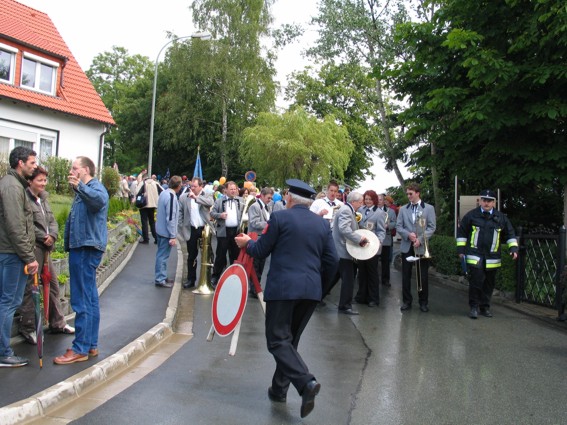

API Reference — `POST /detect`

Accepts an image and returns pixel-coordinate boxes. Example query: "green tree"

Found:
[155,0,277,180]
[386,0,567,229]
[241,107,353,188]
[286,62,383,186]
[87,47,154,172]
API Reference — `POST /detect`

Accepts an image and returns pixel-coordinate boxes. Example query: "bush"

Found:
[43,156,72,195]
[495,245,516,292]
[429,235,461,275]
[101,166,120,198]
[108,197,132,221]
[0,153,9,177]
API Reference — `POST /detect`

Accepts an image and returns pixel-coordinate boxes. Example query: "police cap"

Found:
[286,179,316,199]
[479,189,496,200]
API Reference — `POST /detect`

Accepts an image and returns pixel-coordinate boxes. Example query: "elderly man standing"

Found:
[55,156,108,365]
[178,177,213,289]
[0,147,39,368]
[235,179,338,418]
[332,191,367,315]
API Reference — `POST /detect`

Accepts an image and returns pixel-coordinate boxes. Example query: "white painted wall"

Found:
[0,101,108,170]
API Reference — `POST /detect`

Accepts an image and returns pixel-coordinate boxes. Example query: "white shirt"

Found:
[190,198,205,228]
[225,198,239,227]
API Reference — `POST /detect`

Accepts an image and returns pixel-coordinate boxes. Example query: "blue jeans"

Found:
[0,254,28,356]
[155,235,172,283]
[69,247,103,355]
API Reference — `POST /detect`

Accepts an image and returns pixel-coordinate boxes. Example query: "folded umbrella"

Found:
[31,272,44,369]
[41,252,51,323]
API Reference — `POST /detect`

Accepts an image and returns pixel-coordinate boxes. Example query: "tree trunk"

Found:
[374,79,405,186]
[221,97,228,177]
[430,141,442,216]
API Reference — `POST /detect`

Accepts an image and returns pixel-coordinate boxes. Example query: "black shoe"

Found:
[248,291,258,299]
[139,239,149,244]
[300,380,321,418]
[400,303,412,311]
[268,386,286,403]
[339,308,359,316]
[419,304,429,313]
[154,239,158,244]
[382,281,391,287]
[469,307,478,319]
[183,280,195,289]
[318,300,327,307]
[480,308,493,318]
[0,355,29,368]
[155,281,173,288]
[368,301,379,307]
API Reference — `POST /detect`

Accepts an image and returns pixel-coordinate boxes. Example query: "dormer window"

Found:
[0,43,18,84]
[20,52,58,95]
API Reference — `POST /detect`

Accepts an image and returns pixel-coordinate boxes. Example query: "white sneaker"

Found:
[21,331,37,345]
[62,324,75,334]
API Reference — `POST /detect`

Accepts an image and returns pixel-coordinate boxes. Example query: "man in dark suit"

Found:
[235,179,338,419]
[396,182,436,312]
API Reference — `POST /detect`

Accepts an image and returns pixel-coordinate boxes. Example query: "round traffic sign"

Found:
[245,170,256,182]
[211,264,248,336]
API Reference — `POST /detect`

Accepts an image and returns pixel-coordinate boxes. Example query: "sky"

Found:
[18,0,405,193]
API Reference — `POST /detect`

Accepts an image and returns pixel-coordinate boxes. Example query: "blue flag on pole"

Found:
[193,147,203,180]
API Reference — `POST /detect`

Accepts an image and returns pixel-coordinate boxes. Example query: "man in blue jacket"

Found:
[235,179,338,419]
[55,157,108,365]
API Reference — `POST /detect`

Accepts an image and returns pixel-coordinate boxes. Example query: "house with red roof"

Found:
[0,0,114,171]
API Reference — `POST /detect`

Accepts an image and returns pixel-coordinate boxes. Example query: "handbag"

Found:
[135,183,147,208]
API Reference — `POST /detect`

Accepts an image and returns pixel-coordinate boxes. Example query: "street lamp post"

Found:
[148,32,211,176]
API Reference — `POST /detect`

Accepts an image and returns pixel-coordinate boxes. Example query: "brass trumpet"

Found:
[414,212,432,292]
[193,224,215,295]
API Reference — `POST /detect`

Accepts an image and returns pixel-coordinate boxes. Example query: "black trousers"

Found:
[139,208,157,242]
[468,265,497,308]
[212,226,239,279]
[401,247,430,306]
[355,255,380,304]
[380,245,392,283]
[338,258,356,310]
[265,299,317,396]
[185,226,204,282]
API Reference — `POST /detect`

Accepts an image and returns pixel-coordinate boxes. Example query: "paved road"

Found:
[71,266,567,425]
[0,242,177,408]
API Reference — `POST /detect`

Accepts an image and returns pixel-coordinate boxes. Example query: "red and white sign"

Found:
[211,264,248,337]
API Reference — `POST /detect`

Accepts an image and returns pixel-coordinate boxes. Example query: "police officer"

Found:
[457,189,518,319]
[235,179,338,418]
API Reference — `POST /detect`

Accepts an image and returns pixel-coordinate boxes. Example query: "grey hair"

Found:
[289,192,312,206]
[347,191,363,203]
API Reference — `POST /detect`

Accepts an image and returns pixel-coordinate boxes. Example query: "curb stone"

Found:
[0,242,184,425]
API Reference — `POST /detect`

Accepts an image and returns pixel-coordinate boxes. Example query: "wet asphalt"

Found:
[2,241,566,425]
[0,242,176,408]
[72,254,566,424]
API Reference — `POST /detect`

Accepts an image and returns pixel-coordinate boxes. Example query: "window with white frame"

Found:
[0,137,9,156]
[0,43,17,84]
[39,137,54,161]
[20,53,58,95]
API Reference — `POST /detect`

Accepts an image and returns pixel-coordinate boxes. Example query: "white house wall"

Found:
[0,100,107,169]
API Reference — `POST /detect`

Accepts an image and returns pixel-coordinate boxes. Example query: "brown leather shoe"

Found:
[88,348,99,357]
[53,349,88,365]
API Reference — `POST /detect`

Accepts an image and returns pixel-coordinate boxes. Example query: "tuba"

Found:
[193,224,215,295]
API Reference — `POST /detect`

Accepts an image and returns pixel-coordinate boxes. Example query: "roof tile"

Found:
[0,0,115,125]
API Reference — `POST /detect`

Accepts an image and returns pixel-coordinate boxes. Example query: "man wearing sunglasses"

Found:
[457,189,518,319]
